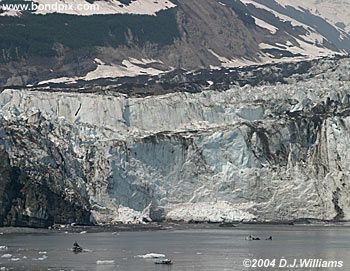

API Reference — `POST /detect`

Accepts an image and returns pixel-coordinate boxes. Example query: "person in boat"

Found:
[155,259,173,265]
[73,241,83,253]
[246,235,261,241]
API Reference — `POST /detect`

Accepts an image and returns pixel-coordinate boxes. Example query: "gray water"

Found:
[0,225,349,271]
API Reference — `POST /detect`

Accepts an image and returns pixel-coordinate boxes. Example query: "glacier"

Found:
[1,57,350,226]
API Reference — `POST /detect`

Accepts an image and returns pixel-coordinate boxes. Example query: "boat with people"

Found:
[246,235,273,241]
[154,259,173,265]
[246,235,260,241]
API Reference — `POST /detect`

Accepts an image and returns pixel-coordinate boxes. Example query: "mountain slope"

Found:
[0,0,349,87]
[244,0,350,52]
[276,0,350,33]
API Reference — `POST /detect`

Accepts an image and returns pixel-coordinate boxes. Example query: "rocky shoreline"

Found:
[1,219,350,234]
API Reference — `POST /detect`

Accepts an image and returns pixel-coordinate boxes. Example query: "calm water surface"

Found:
[0,225,349,271]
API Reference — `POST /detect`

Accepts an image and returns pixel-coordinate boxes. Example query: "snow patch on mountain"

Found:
[33,0,176,16]
[259,37,335,59]
[253,16,278,34]
[0,9,22,17]
[285,39,334,57]
[275,0,350,33]
[243,0,316,30]
[84,58,167,79]
[242,0,348,57]
[208,49,256,68]
[39,58,168,84]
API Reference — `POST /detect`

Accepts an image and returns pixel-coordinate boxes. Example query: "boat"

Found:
[246,235,260,241]
[73,246,83,253]
[154,259,173,265]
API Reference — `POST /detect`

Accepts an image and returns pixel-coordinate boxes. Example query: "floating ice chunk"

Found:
[1,254,12,258]
[38,251,47,254]
[136,253,166,259]
[10,258,20,261]
[96,260,115,265]
[79,231,87,234]
[38,255,48,261]
[33,255,48,261]
[0,246,8,251]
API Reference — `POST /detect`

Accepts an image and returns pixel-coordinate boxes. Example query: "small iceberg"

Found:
[1,254,12,258]
[136,253,166,259]
[0,246,8,251]
[38,255,48,261]
[33,255,48,261]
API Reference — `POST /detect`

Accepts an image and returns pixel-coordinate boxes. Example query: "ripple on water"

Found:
[96,260,115,265]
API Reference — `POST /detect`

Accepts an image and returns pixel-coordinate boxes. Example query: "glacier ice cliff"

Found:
[1,58,350,227]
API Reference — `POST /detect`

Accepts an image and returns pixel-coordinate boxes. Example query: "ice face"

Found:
[1,58,350,225]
